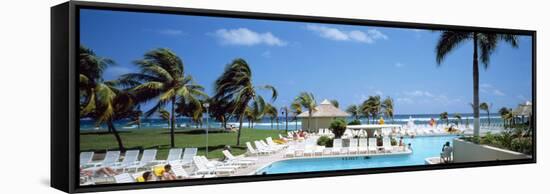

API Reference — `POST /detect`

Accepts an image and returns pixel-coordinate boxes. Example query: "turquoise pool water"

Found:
[256,135,460,174]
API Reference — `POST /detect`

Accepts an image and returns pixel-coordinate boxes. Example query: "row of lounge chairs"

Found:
[284,138,404,158]
[80,148,198,174]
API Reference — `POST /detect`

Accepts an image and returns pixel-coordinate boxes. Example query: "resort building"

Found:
[297,99,350,132]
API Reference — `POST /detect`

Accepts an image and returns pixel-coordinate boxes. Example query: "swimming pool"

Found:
[256,135,460,174]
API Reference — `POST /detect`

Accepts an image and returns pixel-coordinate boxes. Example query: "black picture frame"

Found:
[51,1,536,193]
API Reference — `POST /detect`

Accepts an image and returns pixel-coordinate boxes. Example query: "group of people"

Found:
[440,141,453,163]
[137,164,177,182]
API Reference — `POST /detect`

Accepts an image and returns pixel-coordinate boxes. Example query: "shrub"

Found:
[348,119,361,125]
[511,137,532,155]
[317,136,333,147]
[390,137,397,146]
[330,119,347,138]
[480,132,496,145]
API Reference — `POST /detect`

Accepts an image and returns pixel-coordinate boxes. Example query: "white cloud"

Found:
[158,29,184,36]
[394,62,404,68]
[397,97,413,104]
[374,90,384,96]
[213,28,287,46]
[480,83,506,96]
[404,90,433,97]
[306,24,388,44]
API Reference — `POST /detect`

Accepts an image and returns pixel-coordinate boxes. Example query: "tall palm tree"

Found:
[440,112,449,126]
[294,92,316,132]
[479,102,492,127]
[382,97,394,123]
[79,45,130,151]
[330,99,339,108]
[214,58,277,145]
[159,109,171,126]
[265,104,279,129]
[290,101,303,130]
[120,48,207,148]
[346,104,362,121]
[435,31,518,137]
[280,106,290,133]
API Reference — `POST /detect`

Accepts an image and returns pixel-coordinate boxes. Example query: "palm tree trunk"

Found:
[487,111,491,126]
[236,114,244,145]
[295,116,298,131]
[276,118,279,130]
[285,113,288,133]
[170,97,176,148]
[473,32,481,137]
[108,120,125,152]
[308,110,312,132]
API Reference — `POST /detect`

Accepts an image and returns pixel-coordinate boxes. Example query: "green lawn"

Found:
[80,128,286,159]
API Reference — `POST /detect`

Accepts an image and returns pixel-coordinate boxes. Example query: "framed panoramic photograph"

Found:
[51,1,536,193]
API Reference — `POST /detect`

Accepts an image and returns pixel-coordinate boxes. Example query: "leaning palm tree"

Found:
[294,92,316,132]
[158,109,171,126]
[440,112,449,126]
[435,31,518,137]
[479,102,492,127]
[280,106,290,132]
[119,48,207,148]
[214,58,277,145]
[382,97,394,123]
[265,104,279,129]
[79,45,115,120]
[79,45,130,151]
[498,107,510,128]
[346,104,362,121]
[290,101,303,130]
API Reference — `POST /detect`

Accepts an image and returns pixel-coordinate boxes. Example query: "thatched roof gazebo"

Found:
[297,99,350,131]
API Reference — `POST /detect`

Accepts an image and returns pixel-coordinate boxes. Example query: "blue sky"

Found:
[80,9,533,115]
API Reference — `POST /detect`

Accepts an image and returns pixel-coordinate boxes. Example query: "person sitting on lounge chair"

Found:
[136,171,154,182]
[80,166,118,177]
[161,164,176,181]
[440,142,453,163]
[398,137,405,151]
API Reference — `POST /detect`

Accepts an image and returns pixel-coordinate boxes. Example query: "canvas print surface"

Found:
[78,8,534,186]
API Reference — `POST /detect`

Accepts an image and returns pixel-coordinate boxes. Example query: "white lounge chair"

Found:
[124,149,157,172]
[348,138,359,154]
[304,145,314,157]
[192,156,235,176]
[111,150,140,172]
[383,138,393,153]
[266,137,287,149]
[114,173,135,183]
[246,142,269,156]
[171,164,213,179]
[152,148,182,165]
[332,139,343,155]
[284,146,295,158]
[255,141,276,153]
[368,138,378,153]
[314,146,325,156]
[179,148,197,167]
[358,138,368,154]
[86,151,120,168]
[80,152,94,167]
[222,150,254,166]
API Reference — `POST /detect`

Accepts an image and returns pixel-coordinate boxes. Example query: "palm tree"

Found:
[435,31,518,137]
[176,98,205,128]
[440,112,449,126]
[382,97,394,123]
[120,48,207,148]
[159,109,171,126]
[454,113,462,127]
[479,102,492,127]
[265,104,279,129]
[498,107,510,128]
[330,99,339,108]
[290,101,303,130]
[362,95,381,123]
[214,58,277,145]
[280,106,289,133]
[294,92,316,132]
[79,45,129,151]
[346,104,362,121]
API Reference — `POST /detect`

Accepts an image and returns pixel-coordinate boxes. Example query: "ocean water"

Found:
[79,113,504,131]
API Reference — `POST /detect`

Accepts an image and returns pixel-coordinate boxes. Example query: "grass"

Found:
[80,128,287,159]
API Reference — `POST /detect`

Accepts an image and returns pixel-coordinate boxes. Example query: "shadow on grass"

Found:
[161,129,233,135]
[80,131,132,135]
